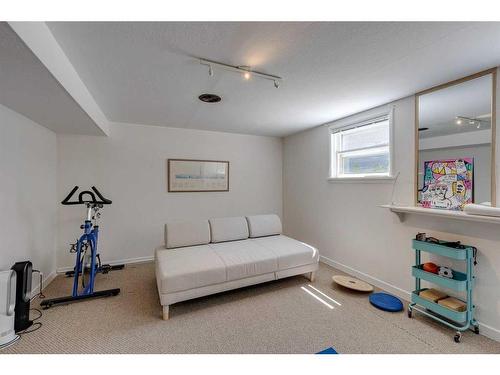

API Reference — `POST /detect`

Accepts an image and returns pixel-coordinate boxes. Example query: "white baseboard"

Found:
[320,255,500,342]
[320,255,411,301]
[56,255,154,274]
[477,322,500,342]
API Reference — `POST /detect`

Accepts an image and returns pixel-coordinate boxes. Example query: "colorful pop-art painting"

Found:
[421,158,473,210]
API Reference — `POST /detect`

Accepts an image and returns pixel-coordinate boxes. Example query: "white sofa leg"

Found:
[162,305,170,320]
[307,272,316,282]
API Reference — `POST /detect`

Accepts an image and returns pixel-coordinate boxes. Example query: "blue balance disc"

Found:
[369,292,403,312]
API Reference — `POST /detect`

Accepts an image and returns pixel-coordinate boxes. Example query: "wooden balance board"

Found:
[332,275,374,292]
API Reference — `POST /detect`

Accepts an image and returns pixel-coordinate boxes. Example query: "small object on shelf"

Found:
[438,266,453,279]
[369,293,404,312]
[332,275,373,292]
[464,203,500,217]
[425,237,440,244]
[423,262,439,274]
[438,297,467,312]
[415,232,426,241]
[418,288,448,303]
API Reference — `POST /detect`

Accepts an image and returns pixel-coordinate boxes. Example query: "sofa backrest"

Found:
[246,214,282,238]
[164,220,211,249]
[209,216,249,243]
[164,214,282,248]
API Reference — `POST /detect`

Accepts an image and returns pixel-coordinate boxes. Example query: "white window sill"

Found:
[328,176,396,183]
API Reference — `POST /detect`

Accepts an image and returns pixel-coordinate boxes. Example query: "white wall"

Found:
[283,96,500,341]
[0,104,58,289]
[57,122,283,269]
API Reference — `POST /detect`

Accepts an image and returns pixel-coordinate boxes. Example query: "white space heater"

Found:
[0,270,18,348]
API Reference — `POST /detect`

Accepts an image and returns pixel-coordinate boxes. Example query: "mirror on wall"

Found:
[416,70,496,210]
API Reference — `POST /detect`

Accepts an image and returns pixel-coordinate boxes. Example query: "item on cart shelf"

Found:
[425,236,440,244]
[422,262,439,274]
[438,297,467,312]
[438,266,454,279]
[418,288,448,303]
[415,232,427,241]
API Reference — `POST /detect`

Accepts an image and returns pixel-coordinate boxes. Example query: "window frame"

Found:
[328,108,395,182]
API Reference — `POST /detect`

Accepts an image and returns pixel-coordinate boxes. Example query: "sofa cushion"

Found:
[209,240,278,281]
[165,220,210,249]
[251,235,319,270]
[209,216,249,243]
[246,214,282,238]
[155,245,226,293]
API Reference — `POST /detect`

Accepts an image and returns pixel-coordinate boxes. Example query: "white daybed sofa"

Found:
[155,214,319,320]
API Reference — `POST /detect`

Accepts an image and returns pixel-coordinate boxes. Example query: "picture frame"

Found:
[167,159,230,192]
[420,158,474,211]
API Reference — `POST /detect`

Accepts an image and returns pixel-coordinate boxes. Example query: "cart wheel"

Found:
[474,326,480,335]
[454,332,461,343]
[407,309,412,318]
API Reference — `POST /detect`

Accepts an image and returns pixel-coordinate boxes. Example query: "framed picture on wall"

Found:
[420,158,473,210]
[167,159,230,192]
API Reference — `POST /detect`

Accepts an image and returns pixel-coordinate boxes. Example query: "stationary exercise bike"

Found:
[41,186,123,309]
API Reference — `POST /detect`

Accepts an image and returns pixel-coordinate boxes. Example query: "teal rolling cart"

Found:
[408,239,479,343]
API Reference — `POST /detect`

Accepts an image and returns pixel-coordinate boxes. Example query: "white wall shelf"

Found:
[380,204,500,224]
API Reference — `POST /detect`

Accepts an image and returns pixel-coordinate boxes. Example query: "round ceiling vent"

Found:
[198,93,222,103]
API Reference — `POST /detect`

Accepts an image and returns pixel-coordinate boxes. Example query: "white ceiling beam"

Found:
[8,22,110,136]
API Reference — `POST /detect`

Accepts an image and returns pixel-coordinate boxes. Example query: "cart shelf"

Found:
[412,289,467,323]
[412,265,468,291]
[411,239,471,260]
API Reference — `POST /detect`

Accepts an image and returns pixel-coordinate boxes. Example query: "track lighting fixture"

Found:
[199,58,282,88]
[455,116,486,129]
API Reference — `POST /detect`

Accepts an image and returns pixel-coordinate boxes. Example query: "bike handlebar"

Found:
[61,186,112,205]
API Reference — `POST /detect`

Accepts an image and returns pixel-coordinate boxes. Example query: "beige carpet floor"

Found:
[2,262,500,354]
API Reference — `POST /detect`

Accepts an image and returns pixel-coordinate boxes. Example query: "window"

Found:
[330,112,393,179]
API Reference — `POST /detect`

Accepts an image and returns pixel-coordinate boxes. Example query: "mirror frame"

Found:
[414,67,497,207]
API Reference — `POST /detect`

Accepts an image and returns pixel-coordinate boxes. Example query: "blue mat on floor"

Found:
[316,347,338,354]
[369,292,403,312]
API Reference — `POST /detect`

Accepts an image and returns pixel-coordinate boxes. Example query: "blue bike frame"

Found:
[72,219,99,297]
[40,186,121,309]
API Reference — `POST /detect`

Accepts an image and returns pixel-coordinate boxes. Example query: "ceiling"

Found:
[419,73,492,138]
[45,22,500,137]
[0,22,104,135]
[4,22,500,137]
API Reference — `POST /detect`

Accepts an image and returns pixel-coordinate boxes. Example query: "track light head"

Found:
[274,80,280,88]
[238,66,251,80]
[208,65,213,77]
